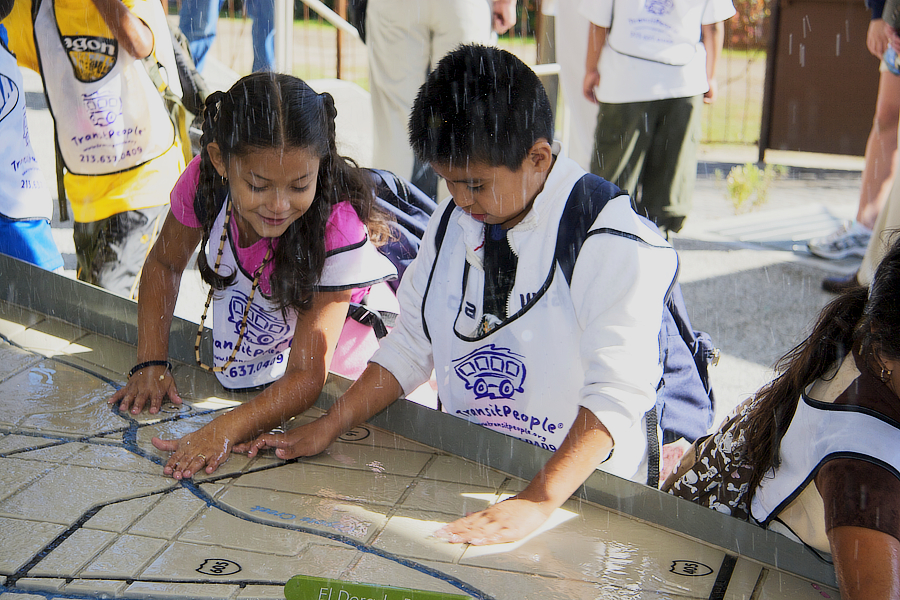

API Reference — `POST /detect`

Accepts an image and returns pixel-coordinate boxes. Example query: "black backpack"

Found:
[346,169,436,337]
[552,175,717,447]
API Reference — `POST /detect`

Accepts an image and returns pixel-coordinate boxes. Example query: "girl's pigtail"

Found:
[318,93,341,217]
[196,91,234,290]
[742,286,868,495]
[318,91,390,245]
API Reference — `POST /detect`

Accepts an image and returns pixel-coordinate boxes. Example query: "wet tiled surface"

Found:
[0,298,841,600]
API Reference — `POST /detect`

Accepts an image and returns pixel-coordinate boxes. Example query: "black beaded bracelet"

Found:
[128,360,173,378]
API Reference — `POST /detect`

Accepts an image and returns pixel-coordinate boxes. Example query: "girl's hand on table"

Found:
[109,366,182,415]
[152,425,232,479]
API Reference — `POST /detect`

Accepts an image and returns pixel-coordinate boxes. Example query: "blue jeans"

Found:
[179,0,275,73]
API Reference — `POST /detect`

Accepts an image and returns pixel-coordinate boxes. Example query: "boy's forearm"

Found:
[90,0,153,58]
[320,362,404,437]
[516,407,614,512]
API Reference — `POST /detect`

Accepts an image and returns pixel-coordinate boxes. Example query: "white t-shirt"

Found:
[579,0,736,103]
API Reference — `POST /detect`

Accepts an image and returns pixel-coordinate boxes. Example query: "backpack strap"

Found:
[554,176,716,451]
[555,174,630,285]
[142,50,192,165]
[421,200,456,344]
[552,173,671,487]
[347,301,397,339]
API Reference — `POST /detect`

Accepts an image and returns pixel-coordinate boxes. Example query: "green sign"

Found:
[284,575,471,600]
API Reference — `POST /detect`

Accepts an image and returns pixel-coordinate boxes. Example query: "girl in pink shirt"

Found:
[109,73,397,478]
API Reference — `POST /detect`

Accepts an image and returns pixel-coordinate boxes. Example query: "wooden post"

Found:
[534,0,558,112]
[336,0,347,79]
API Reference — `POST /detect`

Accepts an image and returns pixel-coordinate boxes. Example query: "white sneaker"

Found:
[807,221,872,260]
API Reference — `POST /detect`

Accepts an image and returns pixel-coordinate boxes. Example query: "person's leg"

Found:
[419,0,492,196]
[639,95,702,234]
[590,101,652,212]
[366,0,433,180]
[74,206,168,298]
[430,0,492,60]
[179,0,224,72]
[810,68,900,260]
[74,218,106,288]
[859,163,900,286]
[555,0,599,171]
[826,125,900,292]
[247,0,275,72]
[858,68,900,228]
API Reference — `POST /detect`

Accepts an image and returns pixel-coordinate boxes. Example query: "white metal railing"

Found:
[301,0,362,38]
[275,0,568,154]
[282,0,559,79]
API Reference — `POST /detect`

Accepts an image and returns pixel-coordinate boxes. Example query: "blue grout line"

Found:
[1,357,494,600]
[181,480,494,600]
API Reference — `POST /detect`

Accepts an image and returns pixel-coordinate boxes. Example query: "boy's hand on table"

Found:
[109,368,182,415]
[434,496,552,545]
[235,416,339,460]
[152,426,232,479]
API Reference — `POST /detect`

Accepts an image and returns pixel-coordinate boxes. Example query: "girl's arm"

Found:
[90,0,154,59]
[237,361,405,460]
[829,526,900,600]
[152,288,353,479]
[109,212,200,414]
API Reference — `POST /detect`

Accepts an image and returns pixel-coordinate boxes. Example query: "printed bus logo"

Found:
[453,344,526,399]
[0,73,19,123]
[228,293,289,346]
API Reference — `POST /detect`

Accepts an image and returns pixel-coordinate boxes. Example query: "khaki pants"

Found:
[366,0,494,181]
[859,151,900,285]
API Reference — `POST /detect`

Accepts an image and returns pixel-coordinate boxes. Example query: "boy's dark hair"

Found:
[408,44,554,171]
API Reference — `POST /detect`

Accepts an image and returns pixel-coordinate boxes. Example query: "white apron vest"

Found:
[0,41,53,220]
[32,0,175,175]
[422,207,651,482]
[751,395,900,552]
[208,204,295,390]
[607,0,708,66]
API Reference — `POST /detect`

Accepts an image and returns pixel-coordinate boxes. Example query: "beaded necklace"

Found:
[195,198,273,372]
